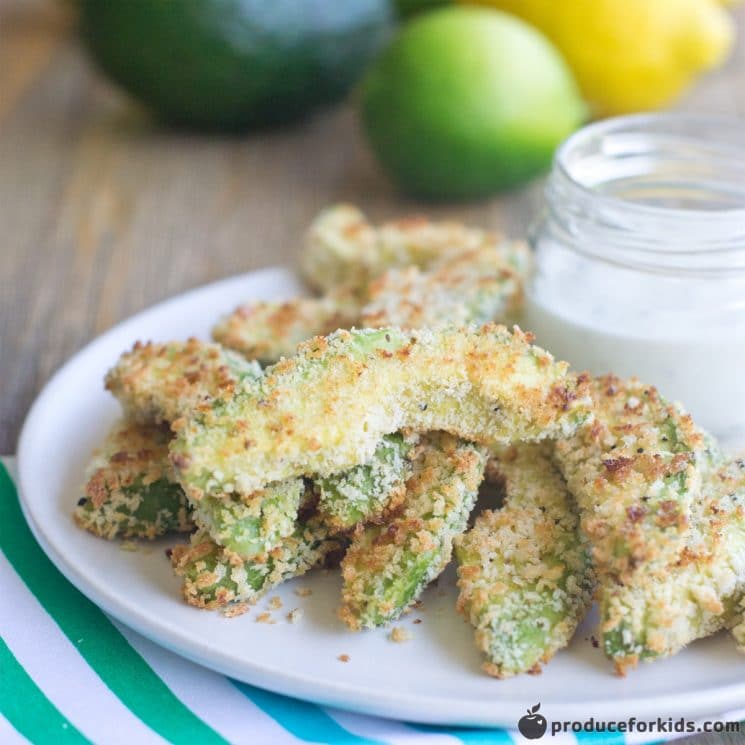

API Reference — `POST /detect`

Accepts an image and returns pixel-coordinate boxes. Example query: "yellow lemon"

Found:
[463,0,735,116]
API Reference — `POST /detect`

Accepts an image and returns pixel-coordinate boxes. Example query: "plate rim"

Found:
[16,266,745,727]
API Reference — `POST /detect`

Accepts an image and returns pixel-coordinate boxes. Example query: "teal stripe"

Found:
[0,463,226,745]
[408,723,512,744]
[575,732,631,744]
[232,681,385,745]
[573,732,624,745]
[0,638,90,745]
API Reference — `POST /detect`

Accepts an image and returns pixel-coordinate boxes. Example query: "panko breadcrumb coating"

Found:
[106,339,261,425]
[553,375,719,673]
[554,375,714,585]
[75,420,192,540]
[603,457,745,672]
[340,432,486,629]
[360,247,524,330]
[212,288,361,365]
[302,204,531,294]
[315,432,418,531]
[171,325,591,501]
[455,444,594,678]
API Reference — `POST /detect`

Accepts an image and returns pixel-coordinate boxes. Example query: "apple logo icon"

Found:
[518,703,547,739]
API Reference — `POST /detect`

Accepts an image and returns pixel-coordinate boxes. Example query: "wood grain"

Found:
[0,5,744,738]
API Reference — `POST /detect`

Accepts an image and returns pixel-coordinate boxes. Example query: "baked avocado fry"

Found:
[106,338,262,425]
[315,432,418,532]
[170,325,592,501]
[171,518,343,610]
[212,288,361,365]
[360,247,524,329]
[455,444,594,678]
[552,375,719,673]
[75,420,193,540]
[553,375,714,585]
[339,432,486,629]
[604,457,745,671]
[302,203,531,294]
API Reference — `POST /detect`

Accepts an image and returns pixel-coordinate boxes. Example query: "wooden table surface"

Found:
[2,3,745,741]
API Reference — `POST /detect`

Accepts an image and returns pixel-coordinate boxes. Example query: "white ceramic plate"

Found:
[17,267,745,728]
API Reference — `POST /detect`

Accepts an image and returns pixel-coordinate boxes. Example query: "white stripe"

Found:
[116,622,302,745]
[0,714,32,745]
[0,551,168,745]
[326,708,463,745]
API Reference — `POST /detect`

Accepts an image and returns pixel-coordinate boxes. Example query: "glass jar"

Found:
[524,114,745,445]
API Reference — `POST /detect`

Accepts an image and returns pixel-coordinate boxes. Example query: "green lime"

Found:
[360,6,585,200]
[80,0,393,131]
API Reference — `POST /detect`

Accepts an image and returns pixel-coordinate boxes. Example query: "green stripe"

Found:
[0,463,226,745]
[0,637,90,744]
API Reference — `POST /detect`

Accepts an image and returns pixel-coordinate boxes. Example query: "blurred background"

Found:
[1,0,743,454]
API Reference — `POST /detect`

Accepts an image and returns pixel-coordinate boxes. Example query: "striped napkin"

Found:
[1,458,740,745]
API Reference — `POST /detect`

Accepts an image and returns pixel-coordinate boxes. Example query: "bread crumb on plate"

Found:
[389,627,412,643]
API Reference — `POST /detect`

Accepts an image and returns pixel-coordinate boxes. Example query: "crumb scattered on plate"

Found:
[120,541,137,552]
[287,608,303,624]
[338,654,350,663]
[389,627,412,643]
[268,596,283,610]
[223,602,249,618]
[256,612,275,624]
[295,587,312,598]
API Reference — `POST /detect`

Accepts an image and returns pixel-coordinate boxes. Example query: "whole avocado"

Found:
[80,0,394,130]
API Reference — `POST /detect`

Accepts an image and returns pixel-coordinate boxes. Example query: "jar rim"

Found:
[554,113,745,223]
[545,113,745,275]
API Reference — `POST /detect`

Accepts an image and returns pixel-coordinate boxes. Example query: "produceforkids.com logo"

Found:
[518,703,548,739]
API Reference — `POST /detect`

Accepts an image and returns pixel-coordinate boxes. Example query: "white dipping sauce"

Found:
[525,245,745,444]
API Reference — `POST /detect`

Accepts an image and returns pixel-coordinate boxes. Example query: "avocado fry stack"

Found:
[75,205,745,678]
